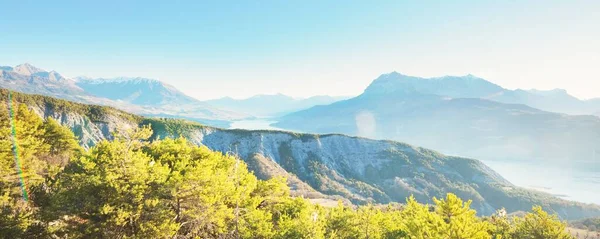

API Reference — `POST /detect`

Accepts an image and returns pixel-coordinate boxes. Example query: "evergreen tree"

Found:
[51,126,176,238]
[0,102,82,237]
[433,193,491,238]
[272,197,326,239]
[400,195,445,238]
[325,202,360,239]
[513,206,573,239]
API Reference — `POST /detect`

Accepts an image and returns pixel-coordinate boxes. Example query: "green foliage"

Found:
[50,126,175,238]
[140,118,202,140]
[42,118,80,155]
[0,102,577,238]
[571,217,600,232]
[41,118,82,175]
[433,193,491,238]
[0,101,83,237]
[512,206,573,239]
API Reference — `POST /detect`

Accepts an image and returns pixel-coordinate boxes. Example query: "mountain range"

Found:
[74,76,201,106]
[491,88,600,116]
[4,88,599,220]
[1,63,91,102]
[71,76,249,127]
[360,72,600,115]
[274,72,600,169]
[0,64,249,125]
[0,63,351,125]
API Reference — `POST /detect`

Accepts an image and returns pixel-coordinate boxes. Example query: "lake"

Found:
[482,159,600,204]
[228,119,284,131]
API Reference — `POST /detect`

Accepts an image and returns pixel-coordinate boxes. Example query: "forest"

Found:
[1,102,576,238]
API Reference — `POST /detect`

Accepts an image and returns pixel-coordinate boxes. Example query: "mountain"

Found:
[0,63,248,127]
[3,88,600,220]
[356,71,600,116]
[205,94,350,117]
[368,72,600,115]
[0,63,88,101]
[74,76,250,126]
[589,98,600,117]
[488,88,597,115]
[274,73,600,168]
[75,76,199,106]
[362,72,505,98]
[13,62,46,75]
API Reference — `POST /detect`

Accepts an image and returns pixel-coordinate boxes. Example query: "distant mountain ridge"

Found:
[0,63,89,101]
[75,76,200,106]
[362,72,600,115]
[205,93,350,117]
[0,63,247,127]
[363,72,505,98]
[0,63,351,125]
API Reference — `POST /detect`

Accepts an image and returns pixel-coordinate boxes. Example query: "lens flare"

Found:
[355,110,376,139]
[7,91,29,202]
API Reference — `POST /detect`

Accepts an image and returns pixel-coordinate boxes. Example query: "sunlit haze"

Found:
[3,2,600,236]
[1,1,598,100]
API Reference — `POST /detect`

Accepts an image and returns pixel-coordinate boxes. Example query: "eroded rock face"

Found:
[28,104,137,148]
[184,128,506,215]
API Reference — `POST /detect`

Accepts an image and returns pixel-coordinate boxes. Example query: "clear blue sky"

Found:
[1,0,598,100]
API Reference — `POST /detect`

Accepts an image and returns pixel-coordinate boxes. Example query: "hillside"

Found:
[569,217,600,239]
[274,73,600,169]
[3,88,600,220]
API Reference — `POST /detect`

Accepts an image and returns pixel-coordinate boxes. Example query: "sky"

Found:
[1,0,599,100]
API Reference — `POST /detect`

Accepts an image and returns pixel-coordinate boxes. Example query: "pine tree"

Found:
[433,193,491,239]
[513,206,574,239]
[325,202,360,239]
[51,126,176,238]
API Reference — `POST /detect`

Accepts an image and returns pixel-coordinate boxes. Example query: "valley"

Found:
[3,2,597,237]
[2,62,600,212]
[3,88,600,221]
[3,63,600,209]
